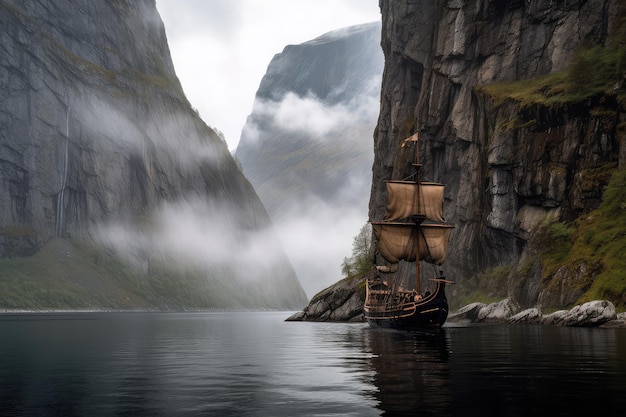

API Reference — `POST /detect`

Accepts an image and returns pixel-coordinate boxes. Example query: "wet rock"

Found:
[286,275,365,322]
[509,308,542,324]
[540,310,569,325]
[600,312,626,328]
[453,299,619,327]
[476,298,521,323]
[447,302,486,323]
[556,300,617,327]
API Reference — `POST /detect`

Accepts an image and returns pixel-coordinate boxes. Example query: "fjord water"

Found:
[1,312,625,416]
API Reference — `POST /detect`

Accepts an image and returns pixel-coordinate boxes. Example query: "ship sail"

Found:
[372,222,453,264]
[384,181,445,222]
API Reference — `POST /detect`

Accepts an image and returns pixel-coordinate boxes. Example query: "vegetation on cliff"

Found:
[0,238,291,311]
[451,168,626,312]
[341,223,372,278]
[542,168,626,310]
[477,18,626,108]
[452,24,626,312]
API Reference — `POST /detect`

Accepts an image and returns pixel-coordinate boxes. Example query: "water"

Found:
[1,312,625,416]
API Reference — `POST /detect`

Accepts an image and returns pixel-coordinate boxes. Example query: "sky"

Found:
[156,0,381,151]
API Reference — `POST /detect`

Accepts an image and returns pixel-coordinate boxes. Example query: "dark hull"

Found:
[364,279,449,330]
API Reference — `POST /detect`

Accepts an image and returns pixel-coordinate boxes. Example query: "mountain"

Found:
[234,22,383,295]
[0,0,307,310]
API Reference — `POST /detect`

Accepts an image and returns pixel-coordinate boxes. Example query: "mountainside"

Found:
[0,0,307,310]
[234,22,383,295]
[373,0,626,310]
[235,22,382,217]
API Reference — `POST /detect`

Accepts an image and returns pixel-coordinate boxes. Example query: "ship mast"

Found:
[405,133,423,293]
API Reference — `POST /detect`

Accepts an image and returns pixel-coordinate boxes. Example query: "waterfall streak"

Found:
[55,107,70,237]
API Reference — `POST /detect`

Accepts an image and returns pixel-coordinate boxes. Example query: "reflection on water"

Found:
[361,324,626,416]
[363,328,451,416]
[1,313,625,416]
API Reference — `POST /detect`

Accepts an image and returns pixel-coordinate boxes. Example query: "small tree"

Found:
[341,223,372,277]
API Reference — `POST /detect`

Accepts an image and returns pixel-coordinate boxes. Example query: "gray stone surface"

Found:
[451,299,622,327]
[286,275,365,322]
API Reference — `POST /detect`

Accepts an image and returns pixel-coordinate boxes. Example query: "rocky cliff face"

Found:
[0,0,307,310]
[374,0,625,309]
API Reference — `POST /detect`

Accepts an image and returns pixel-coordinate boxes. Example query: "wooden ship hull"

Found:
[364,279,450,330]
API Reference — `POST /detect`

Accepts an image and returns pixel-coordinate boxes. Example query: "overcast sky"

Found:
[156,0,381,151]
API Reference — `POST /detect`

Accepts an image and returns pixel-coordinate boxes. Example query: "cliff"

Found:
[0,0,307,310]
[292,0,626,321]
[234,23,383,295]
[373,0,625,310]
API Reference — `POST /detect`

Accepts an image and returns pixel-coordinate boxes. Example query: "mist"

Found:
[237,83,380,297]
[248,89,380,141]
[68,93,301,297]
[272,192,369,297]
[78,94,230,167]
[95,197,287,282]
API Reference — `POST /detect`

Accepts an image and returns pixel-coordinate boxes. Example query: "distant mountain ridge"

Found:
[0,0,307,310]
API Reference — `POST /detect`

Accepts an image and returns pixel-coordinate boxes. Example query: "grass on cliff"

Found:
[450,264,511,311]
[537,168,626,310]
[477,20,626,108]
[0,238,251,310]
[0,239,146,310]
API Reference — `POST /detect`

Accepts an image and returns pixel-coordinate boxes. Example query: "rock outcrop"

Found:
[286,275,365,322]
[0,0,307,310]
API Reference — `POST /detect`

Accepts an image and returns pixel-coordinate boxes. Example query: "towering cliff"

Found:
[235,23,383,295]
[0,0,307,310]
[236,22,382,216]
[374,0,625,310]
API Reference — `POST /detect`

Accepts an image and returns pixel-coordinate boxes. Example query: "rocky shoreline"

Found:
[448,299,626,328]
[286,277,626,328]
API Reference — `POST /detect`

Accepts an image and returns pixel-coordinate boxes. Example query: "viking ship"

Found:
[364,133,454,330]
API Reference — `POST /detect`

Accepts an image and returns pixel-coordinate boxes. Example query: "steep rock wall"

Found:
[373,0,624,309]
[0,0,307,309]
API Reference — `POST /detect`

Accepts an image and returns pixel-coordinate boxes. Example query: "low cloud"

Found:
[244,77,380,144]
[273,194,368,297]
[76,94,228,167]
[95,197,287,282]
